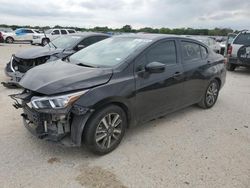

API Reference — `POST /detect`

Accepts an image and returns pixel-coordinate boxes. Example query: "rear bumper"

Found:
[228,57,250,67]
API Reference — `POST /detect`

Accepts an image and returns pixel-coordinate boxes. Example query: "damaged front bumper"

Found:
[2,59,24,88]
[10,92,93,147]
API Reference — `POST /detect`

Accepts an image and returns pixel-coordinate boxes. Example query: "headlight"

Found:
[31,90,88,109]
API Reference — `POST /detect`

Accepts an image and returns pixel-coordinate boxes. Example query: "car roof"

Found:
[113,33,203,42]
[68,32,110,38]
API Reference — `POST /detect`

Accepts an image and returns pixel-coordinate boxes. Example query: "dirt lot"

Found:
[0,43,249,188]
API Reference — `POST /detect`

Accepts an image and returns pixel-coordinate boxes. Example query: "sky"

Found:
[0,0,249,30]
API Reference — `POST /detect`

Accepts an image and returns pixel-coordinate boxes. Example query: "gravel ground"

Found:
[0,43,249,188]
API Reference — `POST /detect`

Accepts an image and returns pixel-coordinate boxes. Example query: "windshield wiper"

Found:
[77,62,99,68]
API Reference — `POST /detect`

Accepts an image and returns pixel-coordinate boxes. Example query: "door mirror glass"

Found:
[145,62,165,73]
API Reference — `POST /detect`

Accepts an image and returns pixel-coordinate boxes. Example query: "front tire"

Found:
[84,105,127,155]
[198,80,219,109]
[226,63,236,71]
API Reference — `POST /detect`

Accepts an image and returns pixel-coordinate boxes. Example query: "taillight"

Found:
[227,45,232,56]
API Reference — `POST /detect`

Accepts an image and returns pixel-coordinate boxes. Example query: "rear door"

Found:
[180,40,209,106]
[135,39,184,122]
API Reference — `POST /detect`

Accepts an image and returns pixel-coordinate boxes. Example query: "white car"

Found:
[3,28,39,43]
[32,28,77,46]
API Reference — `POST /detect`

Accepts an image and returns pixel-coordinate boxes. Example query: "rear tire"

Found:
[5,37,14,43]
[84,105,127,155]
[42,38,49,46]
[198,80,219,109]
[226,63,236,71]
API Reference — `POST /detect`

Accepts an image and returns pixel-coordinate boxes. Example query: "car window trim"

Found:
[180,40,206,64]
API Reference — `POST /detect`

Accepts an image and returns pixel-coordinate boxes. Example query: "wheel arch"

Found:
[71,97,133,146]
[214,77,221,89]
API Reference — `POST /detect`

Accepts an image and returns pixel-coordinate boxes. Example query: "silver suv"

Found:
[226,30,250,71]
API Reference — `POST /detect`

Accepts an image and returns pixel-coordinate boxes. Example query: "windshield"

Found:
[45,35,82,49]
[69,37,152,67]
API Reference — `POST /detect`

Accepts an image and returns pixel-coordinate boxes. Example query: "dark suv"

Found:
[11,34,226,155]
[226,30,250,71]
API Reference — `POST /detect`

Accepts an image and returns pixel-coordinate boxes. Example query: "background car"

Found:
[185,35,221,54]
[32,28,77,46]
[226,30,250,71]
[224,33,237,56]
[11,34,226,155]
[3,32,110,88]
[0,32,4,43]
[2,28,40,43]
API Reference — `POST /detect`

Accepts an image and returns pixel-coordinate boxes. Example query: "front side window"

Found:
[24,29,34,33]
[146,40,177,65]
[70,37,152,68]
[181,41,202,63]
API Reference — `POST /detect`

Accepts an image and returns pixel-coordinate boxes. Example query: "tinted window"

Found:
[61,30,67,35]
[181,41,202,63]
[146,40,177,65]
[68,30,76,33]
[81,36,107,47]
[234,33,250,45]
[200,45,208,59]
[52,30,60,35]
[24,29,34,33]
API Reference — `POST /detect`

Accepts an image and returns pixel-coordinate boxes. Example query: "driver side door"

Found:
[134,39,184,123]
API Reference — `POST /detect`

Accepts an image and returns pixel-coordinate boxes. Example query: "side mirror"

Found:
[145,62,165,73]
[77,44,85,50]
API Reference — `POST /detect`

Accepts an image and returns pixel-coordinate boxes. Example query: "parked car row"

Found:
[4,33,226,155]
[0,28,77,45]
[2,32,109,88]
[32,28,77,46]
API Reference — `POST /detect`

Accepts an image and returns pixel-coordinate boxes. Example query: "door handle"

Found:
[173,72,182,78]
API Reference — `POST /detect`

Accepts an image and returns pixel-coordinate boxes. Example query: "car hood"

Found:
[15,47,64,59]
[19,60,113,95]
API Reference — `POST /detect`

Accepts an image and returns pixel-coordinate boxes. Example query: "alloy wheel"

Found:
[206,82,218,106]
[95,113,122,149]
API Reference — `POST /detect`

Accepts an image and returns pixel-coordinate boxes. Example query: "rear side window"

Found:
[200,45,208,59]
[146,40,177,65]
[61,30,67,35]
[81,36,108,47]
[181,41,202,63]
[234,33,250,45]
[67,30,76,33]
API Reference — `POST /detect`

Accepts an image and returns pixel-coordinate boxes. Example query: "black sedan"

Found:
[11,34,226,155]
[3,32,110,88]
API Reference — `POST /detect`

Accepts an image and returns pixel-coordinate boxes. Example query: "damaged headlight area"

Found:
[31,90,89,110]
[10,89,91,144]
